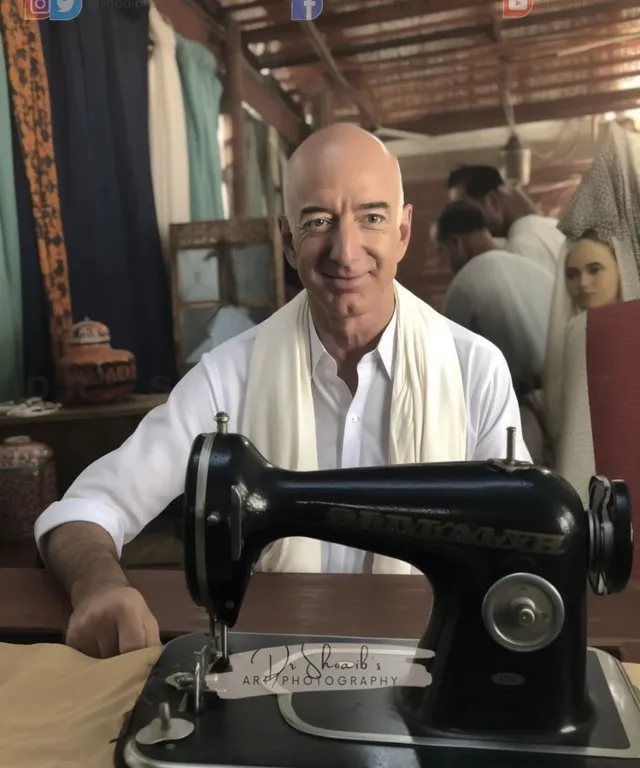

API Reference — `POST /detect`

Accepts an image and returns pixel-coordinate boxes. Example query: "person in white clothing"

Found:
[435,201,553,395]
[35,123,530,658]
[447,165,565,275]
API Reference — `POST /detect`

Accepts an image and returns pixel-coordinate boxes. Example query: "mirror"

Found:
[169,219,286,376]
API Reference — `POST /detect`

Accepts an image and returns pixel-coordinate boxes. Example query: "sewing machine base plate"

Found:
[116,632,640,768]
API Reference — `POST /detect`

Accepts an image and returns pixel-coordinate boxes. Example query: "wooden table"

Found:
[1,568,639,659]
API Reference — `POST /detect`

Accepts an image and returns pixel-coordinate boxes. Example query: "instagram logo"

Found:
[503,0,533,18]
[24,0,50,19]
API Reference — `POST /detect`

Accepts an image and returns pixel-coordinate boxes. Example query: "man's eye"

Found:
[365,214,384,225]
[308,218,331,229]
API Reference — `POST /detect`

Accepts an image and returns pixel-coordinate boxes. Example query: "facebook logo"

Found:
[291,0,323,21]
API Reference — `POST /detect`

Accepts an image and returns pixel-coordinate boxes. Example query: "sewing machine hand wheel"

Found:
[588,475,633,595]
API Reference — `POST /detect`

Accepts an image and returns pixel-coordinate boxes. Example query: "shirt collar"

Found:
[309,310,397,379]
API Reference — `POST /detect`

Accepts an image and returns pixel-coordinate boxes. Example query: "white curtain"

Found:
[148,3,191,262]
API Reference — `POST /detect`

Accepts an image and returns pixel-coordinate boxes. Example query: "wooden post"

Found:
[319,89,335,127]
[309,88,335,130]
[227,18,247,217]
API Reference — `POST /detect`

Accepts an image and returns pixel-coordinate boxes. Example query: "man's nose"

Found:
[329,221,361,265]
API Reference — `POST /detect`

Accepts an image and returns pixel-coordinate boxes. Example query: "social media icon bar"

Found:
[24,0,50,20]
[291,0,323,21]
[503,0,533,18]
[24,0,82,20]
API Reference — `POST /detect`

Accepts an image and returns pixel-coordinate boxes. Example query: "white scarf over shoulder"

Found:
[241,280,467,574]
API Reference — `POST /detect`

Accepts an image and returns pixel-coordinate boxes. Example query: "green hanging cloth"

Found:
[175,34,225,222]
[0,34,24,400]
[244,113,269,217]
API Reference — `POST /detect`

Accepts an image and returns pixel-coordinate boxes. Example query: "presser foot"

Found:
[134,702,194,747]
[165,638,232,713]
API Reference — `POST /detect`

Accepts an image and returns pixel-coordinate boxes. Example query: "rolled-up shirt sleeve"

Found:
[33,361,219,558]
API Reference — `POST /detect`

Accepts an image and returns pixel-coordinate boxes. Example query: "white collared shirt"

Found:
[506,214,566,275]
[443,249,553,393]
[34,314,530,573]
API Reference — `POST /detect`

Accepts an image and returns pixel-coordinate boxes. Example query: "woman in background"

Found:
[543,121,640,465]
[544,232,639,465]
[564,232,620,312]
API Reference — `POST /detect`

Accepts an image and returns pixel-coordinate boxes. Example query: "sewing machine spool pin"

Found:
[134,702,194,746]
[506,425,516,463]
[215,411,229,434]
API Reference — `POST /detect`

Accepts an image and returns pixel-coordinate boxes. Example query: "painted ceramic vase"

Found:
[0,436,58,544]
[57,318,137,405]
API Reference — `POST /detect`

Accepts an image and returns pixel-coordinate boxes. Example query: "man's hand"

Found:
[65,586,161,658]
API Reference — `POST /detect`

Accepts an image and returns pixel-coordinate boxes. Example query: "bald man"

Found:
[36,124,529,658]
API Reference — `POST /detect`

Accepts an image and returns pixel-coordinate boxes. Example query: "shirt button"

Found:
[351,415,360,423]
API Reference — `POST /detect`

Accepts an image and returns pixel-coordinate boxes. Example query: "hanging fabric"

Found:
[176,34,225,222]
[0,33,24,401]
[148,4,191,258]
[245,114,269,216]
[10,106,54,397]
[0,4,73,372]
[37,4,178,393]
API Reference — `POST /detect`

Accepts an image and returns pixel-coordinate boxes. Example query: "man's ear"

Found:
[397,204,413,263]
[484,190,502,214]
[279,215,297,269]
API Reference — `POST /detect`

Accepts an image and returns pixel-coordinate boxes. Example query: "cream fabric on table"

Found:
[148,3,191,262]
[0,643,160,768]
[243,281,468,575]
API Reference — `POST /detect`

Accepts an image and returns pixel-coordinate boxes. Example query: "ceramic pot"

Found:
[57,318,137,405]
[0,436,58,544]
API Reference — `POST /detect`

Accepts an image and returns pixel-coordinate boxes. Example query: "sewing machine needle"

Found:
[213,619,229,665]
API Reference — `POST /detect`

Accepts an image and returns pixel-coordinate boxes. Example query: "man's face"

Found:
[449,185,505,238]
[281,159,412,319]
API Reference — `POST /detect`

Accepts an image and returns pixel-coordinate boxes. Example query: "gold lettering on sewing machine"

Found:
[326,508,566,555]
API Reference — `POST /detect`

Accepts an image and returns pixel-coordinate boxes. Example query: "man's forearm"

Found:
[42,522,130,608]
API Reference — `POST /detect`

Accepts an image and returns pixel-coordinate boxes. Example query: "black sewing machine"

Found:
[117,413,640,768]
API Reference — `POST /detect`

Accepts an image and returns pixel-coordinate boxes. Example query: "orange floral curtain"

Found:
[0,2,72,363]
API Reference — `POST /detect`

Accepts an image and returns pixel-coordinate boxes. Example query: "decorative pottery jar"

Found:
[57,318,137,405]
[0,436,58,544]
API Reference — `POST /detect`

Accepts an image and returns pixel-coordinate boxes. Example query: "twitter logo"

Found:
[50,0,82,20]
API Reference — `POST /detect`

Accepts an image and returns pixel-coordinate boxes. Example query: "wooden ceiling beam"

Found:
[240,60,310,146]
[260,24,488,70]
[340,34,640,75]
[376,71,640,114]
[382,88,640,136]
[258,0,640,69]
[363,54,640,95]
[412,161,593,197]
[362,55,640,91]
[297,22,378,127]
[242,0,482,45]
[233,0,479,19]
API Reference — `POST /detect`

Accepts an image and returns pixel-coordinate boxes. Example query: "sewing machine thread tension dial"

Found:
[134,702,194,746]
[482,573,565,652]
